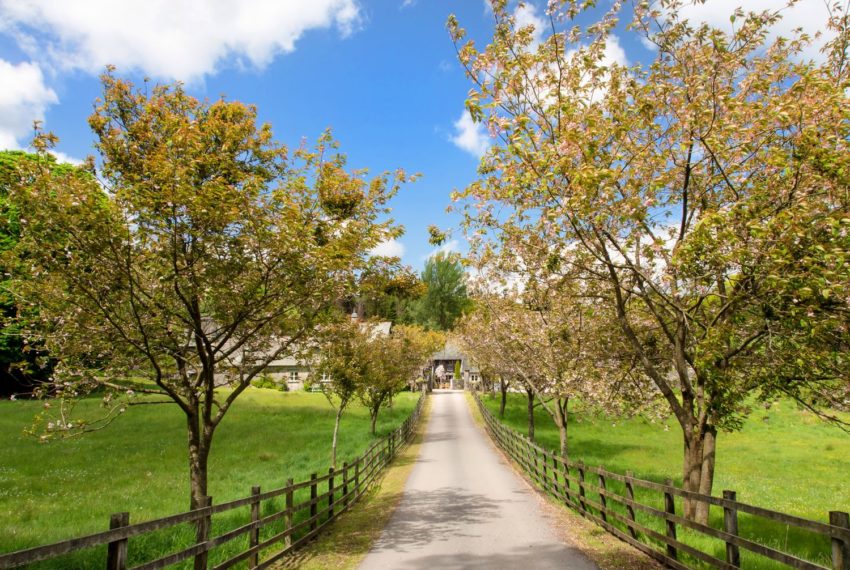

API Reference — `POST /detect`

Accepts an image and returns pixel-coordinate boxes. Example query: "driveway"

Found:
[358,390,598,570]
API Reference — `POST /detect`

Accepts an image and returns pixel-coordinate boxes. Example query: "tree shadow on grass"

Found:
[563,438,641,463]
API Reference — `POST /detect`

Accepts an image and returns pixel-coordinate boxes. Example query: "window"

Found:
[289,371,298,383]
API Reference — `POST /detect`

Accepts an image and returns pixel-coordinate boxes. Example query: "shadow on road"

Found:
[422,430,457,443]
[369,487,500,552]
[379,543,583,569]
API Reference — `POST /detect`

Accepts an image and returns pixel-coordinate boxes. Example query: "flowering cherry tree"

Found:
[10,70,406,510]
[450,0,850,522]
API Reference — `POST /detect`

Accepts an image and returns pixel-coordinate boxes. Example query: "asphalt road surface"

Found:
[358,390,598,570]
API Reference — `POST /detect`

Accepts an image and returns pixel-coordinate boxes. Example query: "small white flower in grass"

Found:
[9,395,15,401]
[126,389,134,396]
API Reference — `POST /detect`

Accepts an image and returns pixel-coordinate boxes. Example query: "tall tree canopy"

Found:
[9,71,407,509]
[413,252,472,330]
[450,0,850,522]
[0,150,89,396]
[348,257,424,323]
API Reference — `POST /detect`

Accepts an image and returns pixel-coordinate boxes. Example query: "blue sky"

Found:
[0,0,834,269]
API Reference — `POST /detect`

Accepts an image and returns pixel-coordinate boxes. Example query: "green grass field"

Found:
[482,393,850,569]
[0,389,418,567]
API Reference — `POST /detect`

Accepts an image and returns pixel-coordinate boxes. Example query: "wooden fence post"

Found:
[310,473,318,531]
[522,437,528,469]
[106,512,129,570]
[551,455,559,495]
[663,480,678,561]
[533,448,541,486]
[723,490,741,567]
[830,511,850,570]
[355,459,361,498]
[328,467,335,520]
[342,462,350,510]
[541,450,548,489]
[194,496,211,570]
[284,478,293,548]
[563,461,572,507]
[599,471,608,524]
[577,462,587,513]
[249,486,261,568]
[625,471,637,539]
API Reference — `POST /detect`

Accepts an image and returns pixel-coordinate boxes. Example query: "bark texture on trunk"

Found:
[370,409,378,436]
[187,415,211,511]
[499,380,508,419]
[526,387,535,441]
[331,407,343,469]
[554,397,569,458]
[681,424,717,525]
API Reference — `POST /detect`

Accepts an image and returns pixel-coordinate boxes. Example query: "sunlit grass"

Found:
[0,389,418,567]
[482,393,850,569]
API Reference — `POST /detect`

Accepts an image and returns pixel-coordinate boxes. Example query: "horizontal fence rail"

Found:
[0,393,426,570]
[472,392,850,570]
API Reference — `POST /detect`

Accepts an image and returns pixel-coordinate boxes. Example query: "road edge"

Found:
[275,394,433,570]
[464,392,662,570]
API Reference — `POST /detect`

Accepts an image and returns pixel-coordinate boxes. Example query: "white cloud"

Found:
[401,0,417,8]
[0,58,56,150]
[0,0,362,82]
[370,238,406,258]
[640,35,658,52]
[49,150,84,165]
[425,239,459,260]
[602,34,628,67]
[450,110,490,158]
[674,0,835,62]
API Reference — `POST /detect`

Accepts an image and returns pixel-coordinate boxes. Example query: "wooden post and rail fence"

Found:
[0,393,426,570]
[472,391,850,570]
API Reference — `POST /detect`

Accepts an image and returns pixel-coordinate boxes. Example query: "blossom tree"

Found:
[10,70,407,509]
[358,324,444,434]
[457,277,653,458]
[450,0,850,522]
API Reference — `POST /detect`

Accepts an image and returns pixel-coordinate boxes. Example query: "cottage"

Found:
[427,341,479,390]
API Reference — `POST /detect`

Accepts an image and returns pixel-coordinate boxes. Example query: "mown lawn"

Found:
[482,393,850,569]
[0,389,419,567]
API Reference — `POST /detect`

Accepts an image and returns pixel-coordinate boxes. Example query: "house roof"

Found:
[430,341,480,374]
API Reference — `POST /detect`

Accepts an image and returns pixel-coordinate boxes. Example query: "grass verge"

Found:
[275,395,432,569]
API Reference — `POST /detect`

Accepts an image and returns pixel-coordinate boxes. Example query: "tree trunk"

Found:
[187,415,210,511]
[681,424,717,525]
[370,408,378,436]
[499,379,508,419]
[696,426,717,523]
[526,387,535,441]
[554,397,569,458]
[331,406,343,469]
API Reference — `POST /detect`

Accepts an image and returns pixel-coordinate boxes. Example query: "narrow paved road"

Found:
[358,390,597,570]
